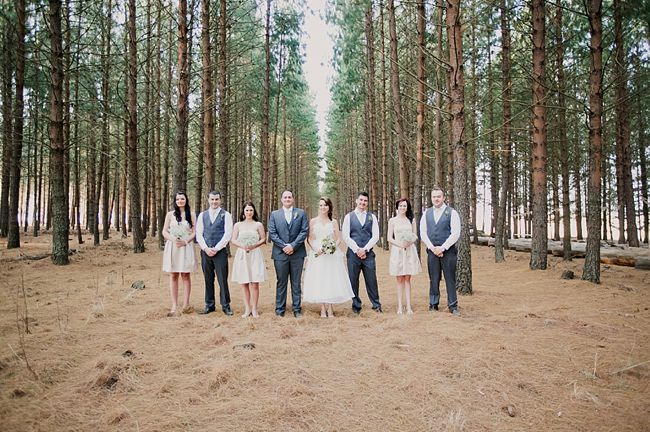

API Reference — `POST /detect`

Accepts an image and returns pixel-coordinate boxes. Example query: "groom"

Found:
[342,191,382,314]
[268,190,309,317]
[196,191,234,316]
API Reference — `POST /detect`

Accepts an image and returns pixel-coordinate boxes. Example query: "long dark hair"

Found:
[319,197,333,220]
[239,201,260,222]
[173,191,193,227]
[395,198,414,222]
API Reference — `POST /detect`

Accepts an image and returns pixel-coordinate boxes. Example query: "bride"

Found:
[303,197,354,317]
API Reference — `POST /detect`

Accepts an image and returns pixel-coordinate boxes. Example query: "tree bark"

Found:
[388,0,409,198]
[7,0,26,249]
[414,0,426,253]
[100,0,112,241]
[201,0,215,194]
[446,0,472,295]
[1,25,14,238]
[583,0,603,283]
[635,56,649,243]
[365,4,378,213]
[127,0,144,253]
[433,0,444,188]
[529,0,548,270]
[379,1,389,249]
[613,0,639,247]
[173,0,189,194]
[555,2,572,260]
[495,0,511,263]
[260,0,272,226]
[49,0,69,265]
[218,0,229,198]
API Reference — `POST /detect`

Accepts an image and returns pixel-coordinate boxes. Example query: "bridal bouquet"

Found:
[238,231,259,252]
[396,230,417,244]
[315,236,337,257]
[169,223,189,240]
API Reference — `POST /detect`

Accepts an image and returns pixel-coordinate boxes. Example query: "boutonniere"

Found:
[444,209,450,216]
[293,211,298,220]
[217,211,224,221]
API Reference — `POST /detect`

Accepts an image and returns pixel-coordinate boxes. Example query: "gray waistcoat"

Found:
[202,210,226,248]
[426,207,452,246]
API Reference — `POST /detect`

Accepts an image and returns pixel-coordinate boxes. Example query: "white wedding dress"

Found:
[302,221,354,304]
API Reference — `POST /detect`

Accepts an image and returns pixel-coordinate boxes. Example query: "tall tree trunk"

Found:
[100,0,112,241]
[365,4,378,213]
[613,0,639,247]
[49,0,69,265]
[468,11,478,245]
[7,0,26,249]
[127,0,144,253]
[1,25,14,238]
[260,0,271,226]
[414,0,426,252]
[573,119,584,240]
[556,2,572,260]
[141,1,152,238]
[201,0,215,193]
[89,112,98,245]
[433,0,444,188]
[583,0,603,283]
[159,15,174,248]
[23,107,32,233]
[388,0,409,198]
[379,1,389,249]
[34,93,43,237]
[31,58,41,237]
[529,0,548,270]
[635,56,649,243]
[447,0,472,295]
[495,0,511,263]
[218,0,229,198]
[173,0,189,193]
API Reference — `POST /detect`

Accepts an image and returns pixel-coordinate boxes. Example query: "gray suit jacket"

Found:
[268,208,309,261]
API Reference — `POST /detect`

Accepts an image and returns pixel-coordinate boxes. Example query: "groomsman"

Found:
[342,191,382,314]
[419,187,461,316]
[196,191,234,316]
[268,190,309,317]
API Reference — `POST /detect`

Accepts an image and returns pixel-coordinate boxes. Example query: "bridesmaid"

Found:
[162,191,197,316]
[230,201,267,317]
[387,198,422,315]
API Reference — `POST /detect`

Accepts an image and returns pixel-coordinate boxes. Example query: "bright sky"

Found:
[302,1,334,164]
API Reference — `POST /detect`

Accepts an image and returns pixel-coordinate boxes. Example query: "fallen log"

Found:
[600,256,635,267]
[635,257,650,271]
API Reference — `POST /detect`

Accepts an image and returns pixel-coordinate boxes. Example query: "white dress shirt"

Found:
[283,206,294,224]
[419,204,461,251]
[196,208,233,251]
[342,210,379,253]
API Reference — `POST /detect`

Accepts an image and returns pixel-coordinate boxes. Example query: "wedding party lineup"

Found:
[161,188,462,319]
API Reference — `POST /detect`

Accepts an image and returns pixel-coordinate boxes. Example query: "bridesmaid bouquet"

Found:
[396,230,417,244]
[238,231,259,252]
[315,236,337,257]
[169,223,189,240]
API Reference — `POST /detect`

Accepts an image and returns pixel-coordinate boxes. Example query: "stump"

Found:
[560,270,575,280]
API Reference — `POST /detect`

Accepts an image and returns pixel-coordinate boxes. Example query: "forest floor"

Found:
[0,232,648,431]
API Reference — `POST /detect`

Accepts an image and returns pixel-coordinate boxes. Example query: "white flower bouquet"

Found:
[238,231,259,251]
[395,230,417,244]
[316,236,337,257]
[169,223,189,240]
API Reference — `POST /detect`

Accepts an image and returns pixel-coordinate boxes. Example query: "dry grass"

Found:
[0,232,648,431]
